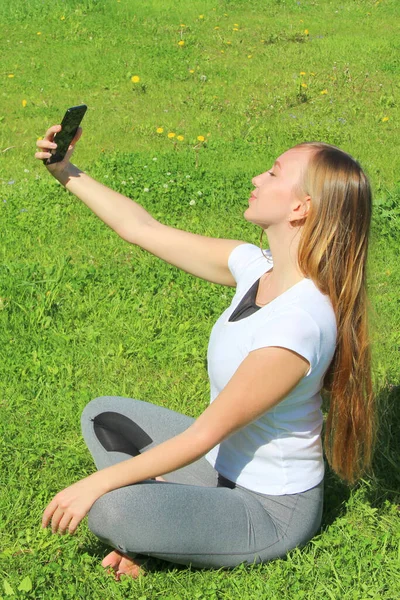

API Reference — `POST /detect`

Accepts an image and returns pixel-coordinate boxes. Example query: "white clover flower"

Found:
[143,187,150,192]
[163,184,169,189]
[144,165,148,169]
[7,180,15,185]
[121,180,126,185]
[152,157,157,161]
[186,175,191,179]
[24,169,30,173]
[197,191,202,196]
[166,172,171,175]
[189,199,196,206]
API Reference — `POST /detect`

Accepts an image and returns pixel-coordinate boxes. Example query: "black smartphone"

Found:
[44,104,87,165]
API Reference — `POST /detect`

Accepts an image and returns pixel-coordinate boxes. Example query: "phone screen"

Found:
[46,104,87,164]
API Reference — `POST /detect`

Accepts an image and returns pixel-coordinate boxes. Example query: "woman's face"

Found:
[245,147,312,229]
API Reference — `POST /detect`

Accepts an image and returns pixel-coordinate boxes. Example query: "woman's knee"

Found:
[81,395,113,420]
[87,489,128,549]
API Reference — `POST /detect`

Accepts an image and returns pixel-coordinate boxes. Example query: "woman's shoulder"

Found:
[293,279,337,335]
[228,243,271,285]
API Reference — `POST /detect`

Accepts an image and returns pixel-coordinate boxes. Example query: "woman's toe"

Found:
[101,550,123,570]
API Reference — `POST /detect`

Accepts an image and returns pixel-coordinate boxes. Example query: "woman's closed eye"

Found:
[268,171,276,177]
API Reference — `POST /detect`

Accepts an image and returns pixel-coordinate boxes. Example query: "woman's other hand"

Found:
[42,473,106,535]
[35,124,83,177]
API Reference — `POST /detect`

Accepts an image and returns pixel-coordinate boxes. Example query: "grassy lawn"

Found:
[1,0,399,598]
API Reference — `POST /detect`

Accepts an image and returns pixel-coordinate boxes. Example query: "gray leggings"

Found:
[81,396,324,569]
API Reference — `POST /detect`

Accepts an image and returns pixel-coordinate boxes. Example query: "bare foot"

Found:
[102,550,146,580]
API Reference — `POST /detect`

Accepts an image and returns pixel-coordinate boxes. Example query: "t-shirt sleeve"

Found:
[250,309,321,374]
[228,243,269,284]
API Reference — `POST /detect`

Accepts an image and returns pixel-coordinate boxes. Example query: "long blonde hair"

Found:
[295,142,374,484]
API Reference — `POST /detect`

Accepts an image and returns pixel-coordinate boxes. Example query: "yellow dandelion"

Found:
[320,89,328,95]
[168,132,176,139]
[214,26,220,30]
[382,116,389,122]
[197,135,205,142]
[37,32,42,35]
[221,50,224,53]
[189,69,195,73]
[226,41,232,45]
[233,27,239,31]
[180,24,185,27]
[248,55,252,59]
[300,19,304,23]
[8,74,15,78]
[22,99,27,107]
[304,29,309,35]
[310,72,316,76]
[234,23,239,27]
[177,135,184,141]
[199,15,204,19]
[131,75,140,83]
[301,83,308,88]
[178,40,185,46]
[61,16,65,20]
[300,71,306,75]
[156,127,164,134]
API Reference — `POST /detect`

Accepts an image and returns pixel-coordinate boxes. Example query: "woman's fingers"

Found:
[45,124,62,141]
[67,516,81,535]
[42,497,58,528]
[36,135,57,162]
[35,124,60,156]
[35,151,52,160]
[57,512,73,535]
[71,126,83,144]
[50,506,65,534]
[36,139,57,150]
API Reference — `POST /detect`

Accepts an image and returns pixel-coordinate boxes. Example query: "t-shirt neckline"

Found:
[227,269,309,324]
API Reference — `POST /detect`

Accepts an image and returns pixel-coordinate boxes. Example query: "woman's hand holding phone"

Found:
[36,104,87,178]
[35,124,83,178]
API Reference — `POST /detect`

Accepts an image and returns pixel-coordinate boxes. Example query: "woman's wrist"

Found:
[52,163,81,186]
[88,469,113,496]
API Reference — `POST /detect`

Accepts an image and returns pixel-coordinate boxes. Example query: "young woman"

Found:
[35,126,375,579]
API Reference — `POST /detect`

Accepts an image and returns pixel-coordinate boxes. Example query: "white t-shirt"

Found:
[205,243,337,495]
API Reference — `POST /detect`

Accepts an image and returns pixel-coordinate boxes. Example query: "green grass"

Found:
[1,0,400,598]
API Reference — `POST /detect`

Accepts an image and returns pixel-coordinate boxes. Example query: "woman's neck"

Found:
[263,226,304,291]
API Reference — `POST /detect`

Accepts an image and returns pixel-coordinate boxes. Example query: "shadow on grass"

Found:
[321,383,400,528]
[367,384,400,507]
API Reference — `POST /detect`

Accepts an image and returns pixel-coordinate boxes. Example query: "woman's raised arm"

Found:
[36,125,245,286]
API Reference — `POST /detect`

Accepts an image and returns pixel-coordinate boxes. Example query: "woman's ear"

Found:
[289,195,311,227]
